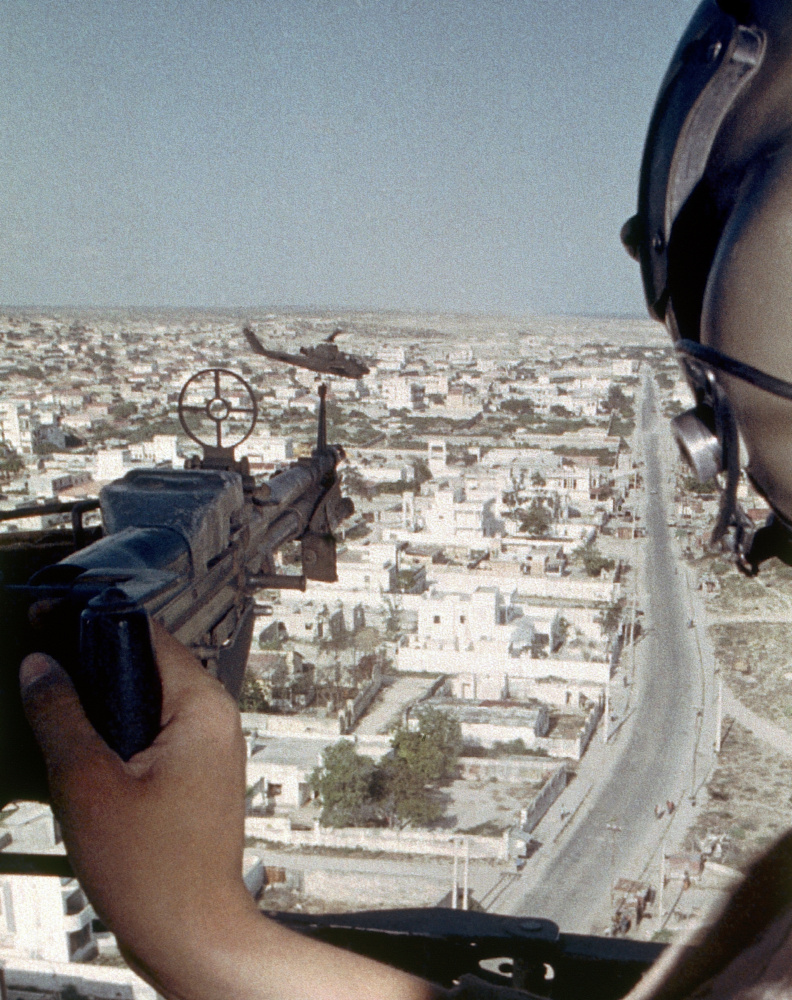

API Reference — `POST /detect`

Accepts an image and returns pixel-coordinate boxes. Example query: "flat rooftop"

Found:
[421,697,545,727]
[250,737,333,769]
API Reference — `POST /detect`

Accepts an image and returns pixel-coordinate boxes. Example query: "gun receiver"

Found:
[0,371,353,807]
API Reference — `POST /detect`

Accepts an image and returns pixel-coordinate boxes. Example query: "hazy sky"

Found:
[1,0,700,315]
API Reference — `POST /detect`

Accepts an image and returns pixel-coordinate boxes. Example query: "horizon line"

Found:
[0,304,650,323]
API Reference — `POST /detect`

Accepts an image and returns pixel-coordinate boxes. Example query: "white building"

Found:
[247,737,329,810]
[412,587,505,650]
[418,484,502,543]
[612,359,637,377]
[128,434,178,466]
[0,403,33,455]
[93,449,125,482]
[237,431,293,471]
[394,581,612,708]
[380,378,414,411]
[377,346,406,370]
[426,439,447,477]
[358,465,413,486]
[448,346,474,364]
[0,804,96,964]
[447,658,610,708]
[412,697,549,750]
[0,877,97,964]
[334,544,397,593]
[422,375,448,398]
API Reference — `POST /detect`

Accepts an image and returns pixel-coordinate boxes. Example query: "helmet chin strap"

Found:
[676,339,792,574]
[677,339,792,401]
[710,380,741,545]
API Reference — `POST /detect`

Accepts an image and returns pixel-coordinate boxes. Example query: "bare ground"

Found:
[685,720,792,872]
[445,775,547,834]
[697,553,792,735]
[700,555,792,618]
[709,622,792,735]
[260,886,359,914]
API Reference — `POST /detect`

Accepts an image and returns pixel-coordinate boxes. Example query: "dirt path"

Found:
[353,673,439,735]
[706,615,792,625]
[722,685,792,758]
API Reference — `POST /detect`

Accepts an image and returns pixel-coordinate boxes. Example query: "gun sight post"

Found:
[316,384,328,455]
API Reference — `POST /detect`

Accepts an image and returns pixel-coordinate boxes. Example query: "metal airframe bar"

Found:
[0,853,74,877]
[0,499,100,523]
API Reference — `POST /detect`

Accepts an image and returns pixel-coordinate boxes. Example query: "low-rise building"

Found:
[0,805,96,964]
[411,697,550,749]
[246,737,330,810]
[247,650,316,712]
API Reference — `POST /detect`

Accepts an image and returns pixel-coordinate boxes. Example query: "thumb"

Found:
[19,653,120,782]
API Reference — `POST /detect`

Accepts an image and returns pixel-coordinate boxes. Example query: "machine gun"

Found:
[0,368,354,811]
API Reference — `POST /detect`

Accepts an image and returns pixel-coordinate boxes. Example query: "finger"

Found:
[19,653,121,782]
[148,621,236,725]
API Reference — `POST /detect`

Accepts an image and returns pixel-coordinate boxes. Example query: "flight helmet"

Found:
[623,0,792,573]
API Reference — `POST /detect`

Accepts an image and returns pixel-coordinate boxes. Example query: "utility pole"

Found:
[629,560,639,688]
[606,821,622,896]
[602,676,610,744]
[658,846,666,923]
[452,841,458,909]
[462,837,470,911]
[715,671,723,754]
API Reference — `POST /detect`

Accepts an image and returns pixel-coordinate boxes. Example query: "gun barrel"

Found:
[265,447,341,509]
[257,508,304,553]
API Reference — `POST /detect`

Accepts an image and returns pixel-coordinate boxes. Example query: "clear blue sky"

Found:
[1,0,700,315]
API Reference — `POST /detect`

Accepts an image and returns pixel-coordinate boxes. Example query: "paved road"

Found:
[512,379,709,934]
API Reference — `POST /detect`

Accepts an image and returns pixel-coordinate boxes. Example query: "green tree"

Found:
[412,458,432,489]
[238,674,271,712]
[603,383,633,414]
[375,708,461,828]
[664,399,684,418]
[374,756,443,829]
[0,446,25,474]
[682,474,718,495]
[108,400,138,420]
[553,615,570,652]
[519,498,553,537]
[393,707,462,783]
[381,596,402,640]
[503,471,526,509]
[342,466,371,499]
[598,600,624,636]
[530,634,548,658]
[501,397,536,417]
[575,541,616,577]
[310,741,378,827]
